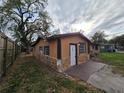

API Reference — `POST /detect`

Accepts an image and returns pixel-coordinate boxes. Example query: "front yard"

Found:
[0,54,104,93]
[99,53,124,74]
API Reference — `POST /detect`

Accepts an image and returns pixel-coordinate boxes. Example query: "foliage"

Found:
[0,55,104,93]
[99,53,124,74]
[109,34,124,49]
[91,31,107,45]
[0,0,52,49]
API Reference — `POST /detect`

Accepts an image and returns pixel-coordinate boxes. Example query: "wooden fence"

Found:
[0,32,20,79]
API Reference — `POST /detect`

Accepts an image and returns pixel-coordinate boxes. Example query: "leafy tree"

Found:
[109,34,124,49]
[91,31,107,45]
[0,0,52,51]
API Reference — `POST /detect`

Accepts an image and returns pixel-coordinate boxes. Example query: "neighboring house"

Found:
[115,45,124,51]
[100,44,116,52]
[32,32,92,71]
[92,43,116,53]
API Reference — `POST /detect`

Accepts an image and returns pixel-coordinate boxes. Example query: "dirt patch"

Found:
[0,54,105,93]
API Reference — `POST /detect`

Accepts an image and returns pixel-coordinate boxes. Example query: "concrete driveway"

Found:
[65,61,124,93]
[65,61,105,81]
[88,65,124,93]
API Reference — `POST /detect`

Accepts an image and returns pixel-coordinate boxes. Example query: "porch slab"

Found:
[65,61,105,81]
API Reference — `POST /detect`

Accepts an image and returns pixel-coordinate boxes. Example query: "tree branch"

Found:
[12,10,22,18]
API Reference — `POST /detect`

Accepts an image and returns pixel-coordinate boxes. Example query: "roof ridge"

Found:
[32,32,92,46]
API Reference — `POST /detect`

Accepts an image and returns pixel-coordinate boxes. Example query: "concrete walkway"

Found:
[88,65,124,93]
[65,61,124,93]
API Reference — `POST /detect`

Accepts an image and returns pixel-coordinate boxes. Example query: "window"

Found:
[39,47,43,54]
[44,46,49,55]
[79,43,86,53]
[39,46,49,55]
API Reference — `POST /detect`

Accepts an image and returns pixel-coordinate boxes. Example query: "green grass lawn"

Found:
[0,55,104,93]
[99,52,124,74]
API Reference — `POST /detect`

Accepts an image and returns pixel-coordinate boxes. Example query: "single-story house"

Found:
[32,32,92,71]
[100,44,116,52]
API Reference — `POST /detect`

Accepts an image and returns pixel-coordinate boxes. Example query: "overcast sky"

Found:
[46,0,124,39]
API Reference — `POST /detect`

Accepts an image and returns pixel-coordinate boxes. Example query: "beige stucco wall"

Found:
[33,40,57,59]
[60,35,90,70]
[33,35,91,71]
